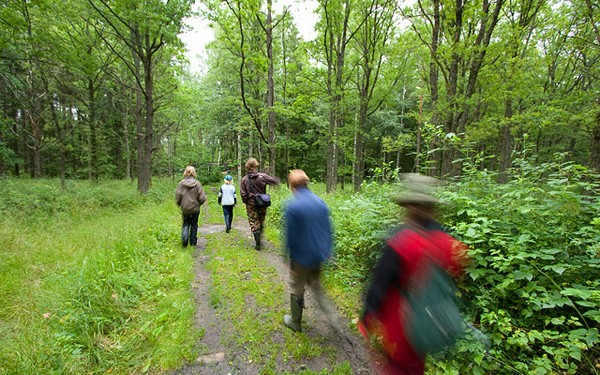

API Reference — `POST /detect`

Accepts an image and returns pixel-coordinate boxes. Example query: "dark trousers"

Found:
[222,205,234,230]
[181,211,200,246]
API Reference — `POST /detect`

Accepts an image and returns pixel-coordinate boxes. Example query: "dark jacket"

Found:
[240,172,279,205]
[176,177,207,214]
[284,186,333,268]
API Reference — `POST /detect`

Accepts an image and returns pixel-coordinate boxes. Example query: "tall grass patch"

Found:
[0,178,199,374]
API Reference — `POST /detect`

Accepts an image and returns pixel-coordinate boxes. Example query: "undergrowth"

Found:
[2,157,599,375]
[0,178,198,374]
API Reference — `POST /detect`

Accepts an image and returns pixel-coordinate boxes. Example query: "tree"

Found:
[351,0,398,191]
[88,0,193,193]
[316,0,367,192]
[496,0,545,183]
[406,0,505,176]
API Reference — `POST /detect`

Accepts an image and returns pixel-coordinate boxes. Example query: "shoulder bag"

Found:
[247,176,271,207]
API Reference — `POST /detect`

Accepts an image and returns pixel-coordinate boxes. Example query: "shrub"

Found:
[438,158,600,375]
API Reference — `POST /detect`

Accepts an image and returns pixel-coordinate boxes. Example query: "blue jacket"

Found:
[284,187,333,268]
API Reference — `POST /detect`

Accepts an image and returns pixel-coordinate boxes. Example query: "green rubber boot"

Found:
[283,294,304,332]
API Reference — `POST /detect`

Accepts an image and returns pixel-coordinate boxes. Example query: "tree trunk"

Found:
[498,98,513,183]
[12,109,20,177]
[123,101,132,181]
[50,98,67,189]
[30,113,43,179]
[354,98,367,192]
[326,109,339,192]
[281,20,290,172]
[88,79,98,180]
[133,50,145,190]
[416,94,423,172]
[237,131,242,182]
[266,0,276,176]
[138,50,154,194]
[426,0,441,176]
[591,109,600,171]
[441,0,463,177]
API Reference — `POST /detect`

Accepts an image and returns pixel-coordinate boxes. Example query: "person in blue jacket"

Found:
[282,169,338,332]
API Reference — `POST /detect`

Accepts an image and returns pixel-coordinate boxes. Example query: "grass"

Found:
[0,178,199,374]
[0,178,357,375]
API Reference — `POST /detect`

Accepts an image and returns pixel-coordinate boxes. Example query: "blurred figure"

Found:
[218,174,237,233]
[175,166,207,247]
[282,169,337,332]
[240,158,279,250]
[359,174,467,375]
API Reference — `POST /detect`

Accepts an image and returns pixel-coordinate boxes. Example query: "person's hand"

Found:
[357,319,369,339]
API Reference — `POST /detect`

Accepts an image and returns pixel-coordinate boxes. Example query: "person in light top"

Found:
[218,174,237,233]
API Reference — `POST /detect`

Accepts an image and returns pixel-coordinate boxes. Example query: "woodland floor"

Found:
[170,212,378,375]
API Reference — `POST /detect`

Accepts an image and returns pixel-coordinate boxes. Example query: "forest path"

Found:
[171,205,375,375]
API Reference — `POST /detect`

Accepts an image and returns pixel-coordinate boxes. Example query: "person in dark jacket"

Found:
[358,174,467,375]
[175,166,207,247]
[240,158,279,250]
[282,169,338,332]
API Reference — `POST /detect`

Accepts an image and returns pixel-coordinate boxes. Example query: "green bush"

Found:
[438,157,600,375]
[326,182,400,291]
[270,158,600,375]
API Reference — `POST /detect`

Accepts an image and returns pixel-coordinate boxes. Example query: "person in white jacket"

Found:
[218,175,237,233]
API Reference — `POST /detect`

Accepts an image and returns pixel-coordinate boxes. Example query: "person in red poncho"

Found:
[359,174,467,375]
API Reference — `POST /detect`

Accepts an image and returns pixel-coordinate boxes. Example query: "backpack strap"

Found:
[246,175,263,195]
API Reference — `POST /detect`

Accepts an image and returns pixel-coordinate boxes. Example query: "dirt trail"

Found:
[172,216,375,375]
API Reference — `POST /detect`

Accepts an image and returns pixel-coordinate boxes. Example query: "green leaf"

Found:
[561,288,594,300]
[528,330,544,343]
[466,227,478,238]
[569,346,581,361]
[513,270,533,281]
[584,329,599,346]
[468,268,486,280]
[583,310,600,323]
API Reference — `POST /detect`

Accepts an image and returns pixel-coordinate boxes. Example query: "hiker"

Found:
[175,166,207,247]
[240,158,279,250]
[359,174,467,375]
[282,169,338,333]
[218,174,237,233]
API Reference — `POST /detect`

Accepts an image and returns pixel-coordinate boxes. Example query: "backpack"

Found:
[403,255,466,356]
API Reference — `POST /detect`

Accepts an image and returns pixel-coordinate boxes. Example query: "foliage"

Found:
[271,158,600,374]
[436,157,600,374]
[2,159,599,374]
[325,182,400,289]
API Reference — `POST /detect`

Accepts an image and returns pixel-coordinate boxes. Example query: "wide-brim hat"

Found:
[394,191,440,205]
[394,173,441,206]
